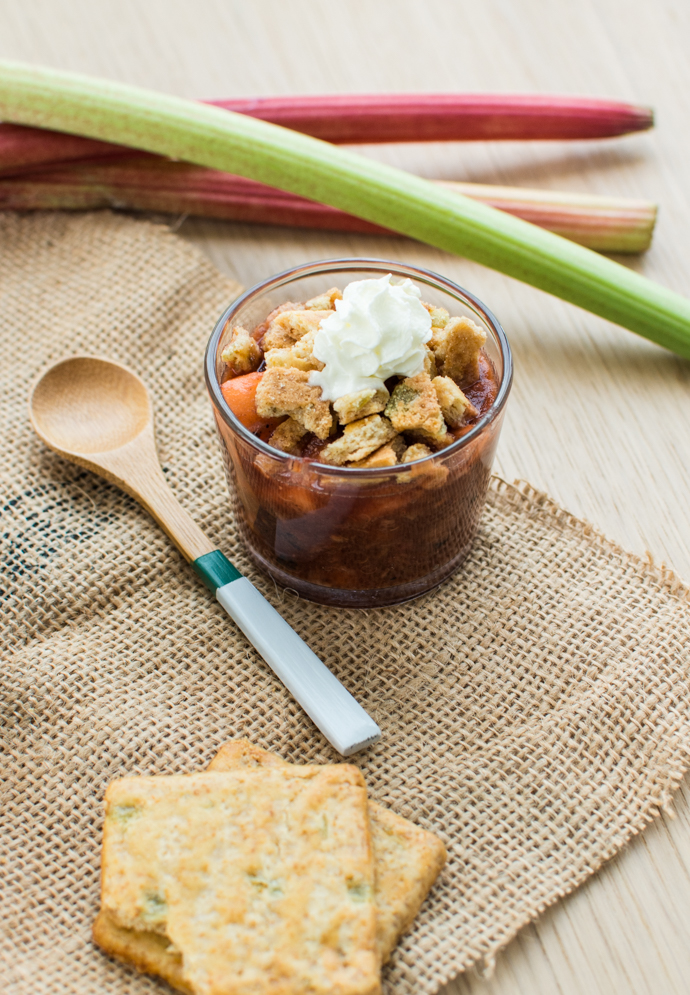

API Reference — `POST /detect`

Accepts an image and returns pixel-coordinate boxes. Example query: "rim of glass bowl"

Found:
[205,257,513,476]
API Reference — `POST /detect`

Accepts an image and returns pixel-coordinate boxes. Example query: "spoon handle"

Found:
[88,445,381,756]
[193,551,381,757]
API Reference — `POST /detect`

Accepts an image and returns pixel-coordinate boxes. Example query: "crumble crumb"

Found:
[350,435,406,468]
[263,309,333,351]
[384,372,447,444]
[255,368,333,439]
[268,417,309,455]
[423,346,438,379]
[422,302,450,328]
[333,387,389,425]
[402,443,433,463]
[304,287,342,311]
[432,376,478,427]
[252,301,303,341]
[400,446,450,488]
[264,330,324,373]
[320,414,396,465]
[430,315,486,385]
[220,325,262,374]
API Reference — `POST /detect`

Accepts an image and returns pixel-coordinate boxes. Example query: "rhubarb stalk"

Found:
[439,181,656,253]
[208,94,655,143]
[0,60,685,355]
[0,93,653,173]
[0,157,657,253]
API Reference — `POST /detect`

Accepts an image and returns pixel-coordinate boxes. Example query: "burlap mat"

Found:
[3,211,690,995]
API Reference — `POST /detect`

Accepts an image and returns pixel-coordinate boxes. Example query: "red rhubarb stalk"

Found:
[0,156,657,253]
[0,93,653,172]
[208,94,655,143]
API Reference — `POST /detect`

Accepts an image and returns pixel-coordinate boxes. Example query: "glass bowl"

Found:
[205,258,512,608]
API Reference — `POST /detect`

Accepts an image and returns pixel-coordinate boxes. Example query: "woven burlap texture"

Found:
[3,210,690,995]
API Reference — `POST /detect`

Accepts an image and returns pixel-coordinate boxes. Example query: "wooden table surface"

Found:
[3,1,690,992]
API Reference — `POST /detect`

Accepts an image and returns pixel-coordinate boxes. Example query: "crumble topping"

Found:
[333,387,389,425]
[222,281,491,468]
[304,286,343,311]
[430,315,486,385]
[432,376,478,427]
[264,329,325,373]
[402,443,433,463]
[422,302,450,328]
[384,372,447,445]
[320,414,397,466]
[255,368,333,439]
[351,436,406,468]
[252,301,303,342]
[220,325,262,374]
[268,417,309,455]
[263,309,334,351]
[422,346,438,379]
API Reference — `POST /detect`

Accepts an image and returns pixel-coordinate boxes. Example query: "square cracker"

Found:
[208,742,447,964]
[95,766,379,995]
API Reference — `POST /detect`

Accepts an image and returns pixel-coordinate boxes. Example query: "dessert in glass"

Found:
[205,259,512,608]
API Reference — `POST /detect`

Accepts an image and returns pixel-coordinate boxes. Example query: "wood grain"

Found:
[3,0,690,991]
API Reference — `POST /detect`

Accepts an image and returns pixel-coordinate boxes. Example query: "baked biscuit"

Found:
[384,373,447,446]
[333,388,389,426]
[430,315,486,385]
[98,767,379,995]
[255,368,333,439]
[264,329,325,373]
[207,738,287,772]
[207,741,447,964]
[304,287,342,311]
[220,326,262,374]
[262,309,333,351]
[320,414,396,466]
[350,436,406,469]
[268,417,308,455]
[432,376,478,427]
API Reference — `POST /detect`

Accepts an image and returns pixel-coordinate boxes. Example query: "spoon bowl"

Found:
[30,355,151,455]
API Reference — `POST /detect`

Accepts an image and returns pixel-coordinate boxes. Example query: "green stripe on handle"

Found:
[192,550,242,593]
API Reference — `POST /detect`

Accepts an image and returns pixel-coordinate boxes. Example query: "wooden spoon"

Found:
[29,355,381,757]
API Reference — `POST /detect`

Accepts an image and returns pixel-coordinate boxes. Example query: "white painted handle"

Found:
[215,578,381,756]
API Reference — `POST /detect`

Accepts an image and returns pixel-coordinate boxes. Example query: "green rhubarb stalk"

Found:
[0,59,687,356]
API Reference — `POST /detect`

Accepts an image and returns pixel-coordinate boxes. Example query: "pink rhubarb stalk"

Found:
[0,93,653,172]
[0,156,657,253]
[208,94,655,142]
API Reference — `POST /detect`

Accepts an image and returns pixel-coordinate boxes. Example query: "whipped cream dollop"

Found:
[308,274,432,401]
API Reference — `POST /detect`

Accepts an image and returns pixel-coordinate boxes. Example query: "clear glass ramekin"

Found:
[205,258,512,608]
